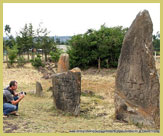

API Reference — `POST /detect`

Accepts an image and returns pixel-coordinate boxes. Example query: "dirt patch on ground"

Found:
[3,120,19,133]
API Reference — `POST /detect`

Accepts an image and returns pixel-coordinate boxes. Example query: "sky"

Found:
[3,3,160,37]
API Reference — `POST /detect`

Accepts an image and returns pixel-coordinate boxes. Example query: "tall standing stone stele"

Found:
[115,10,160,128]
[57,53,69,73]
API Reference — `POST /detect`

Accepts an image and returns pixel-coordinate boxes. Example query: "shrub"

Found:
[30,54,45,68]
[17,56,26,67]
[7,45,18,66]
[49,48,63,63]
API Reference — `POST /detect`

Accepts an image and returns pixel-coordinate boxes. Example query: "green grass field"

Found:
[3,60,160,133]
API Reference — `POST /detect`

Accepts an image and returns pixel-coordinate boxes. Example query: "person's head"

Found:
[9,81,17,91]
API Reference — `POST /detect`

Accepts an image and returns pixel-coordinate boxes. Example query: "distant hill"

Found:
[53,36,72,43]
[3,36,72,44]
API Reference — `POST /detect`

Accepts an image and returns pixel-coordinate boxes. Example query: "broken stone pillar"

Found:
[52,70,81,115]
[115,10,160,128]
[70,67,81,73]
[36,81,43,97]
[57,53,69,73]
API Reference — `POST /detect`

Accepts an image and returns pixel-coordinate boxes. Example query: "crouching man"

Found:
[3,81,25,117]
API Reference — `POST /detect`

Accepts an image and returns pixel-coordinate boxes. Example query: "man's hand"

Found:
[11,94,25,105]
[19,94,25,99]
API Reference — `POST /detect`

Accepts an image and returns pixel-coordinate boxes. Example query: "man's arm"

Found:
[13,91,19,96]
[11,95,24,105]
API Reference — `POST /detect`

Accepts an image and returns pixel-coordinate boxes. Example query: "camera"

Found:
[20,91,27,95]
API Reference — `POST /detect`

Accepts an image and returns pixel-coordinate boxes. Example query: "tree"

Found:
[3,25,16,61]
[16,24,30,60]
[68,25,127,69]
[7,44,18,66]
[56,38,61,44]
[4,25,11,37]
[68,34,91,69]
[36,23,55,61]
[15,23,35,60]
[49,47,63,63]
[153,31,160,55]
[42,36,55,61]
[28,23,35,59]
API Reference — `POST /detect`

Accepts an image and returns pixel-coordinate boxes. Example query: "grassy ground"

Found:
[3,59,160,133]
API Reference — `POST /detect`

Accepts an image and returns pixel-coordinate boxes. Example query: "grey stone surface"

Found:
[115,10,160,128]
[36,81,43,97]
[52,71,81,115]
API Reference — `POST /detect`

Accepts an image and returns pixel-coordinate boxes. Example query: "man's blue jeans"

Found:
[3,96,19,115]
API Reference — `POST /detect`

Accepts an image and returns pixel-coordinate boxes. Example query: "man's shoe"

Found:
[13,113,19,116]
[10,111,19,116]
[10,111,16,114]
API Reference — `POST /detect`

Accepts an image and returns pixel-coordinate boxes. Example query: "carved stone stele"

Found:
[52,71,81,115]
[115,10,160,128]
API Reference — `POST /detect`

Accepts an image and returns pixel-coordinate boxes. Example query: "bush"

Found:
[30,54,45,68]
[17,56,26,67]
[68,25,127,69]
[7,45,18,66]
[49,48,63,63]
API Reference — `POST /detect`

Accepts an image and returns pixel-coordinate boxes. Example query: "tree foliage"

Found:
[30,54,45,68]
[7,44,18,66]
[4,23,60,65]
[49,46,63,63]
[16,23,35,55]
[153,31,160,55]
[4,25,16,51]
[68,25,127,69]
[35,23,56,61]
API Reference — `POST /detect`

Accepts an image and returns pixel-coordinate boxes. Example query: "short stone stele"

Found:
[36,81,43,97]
[115,10,160,128]
[52,70,81,115]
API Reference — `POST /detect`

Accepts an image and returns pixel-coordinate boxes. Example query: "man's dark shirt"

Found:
[3,86,14,104]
